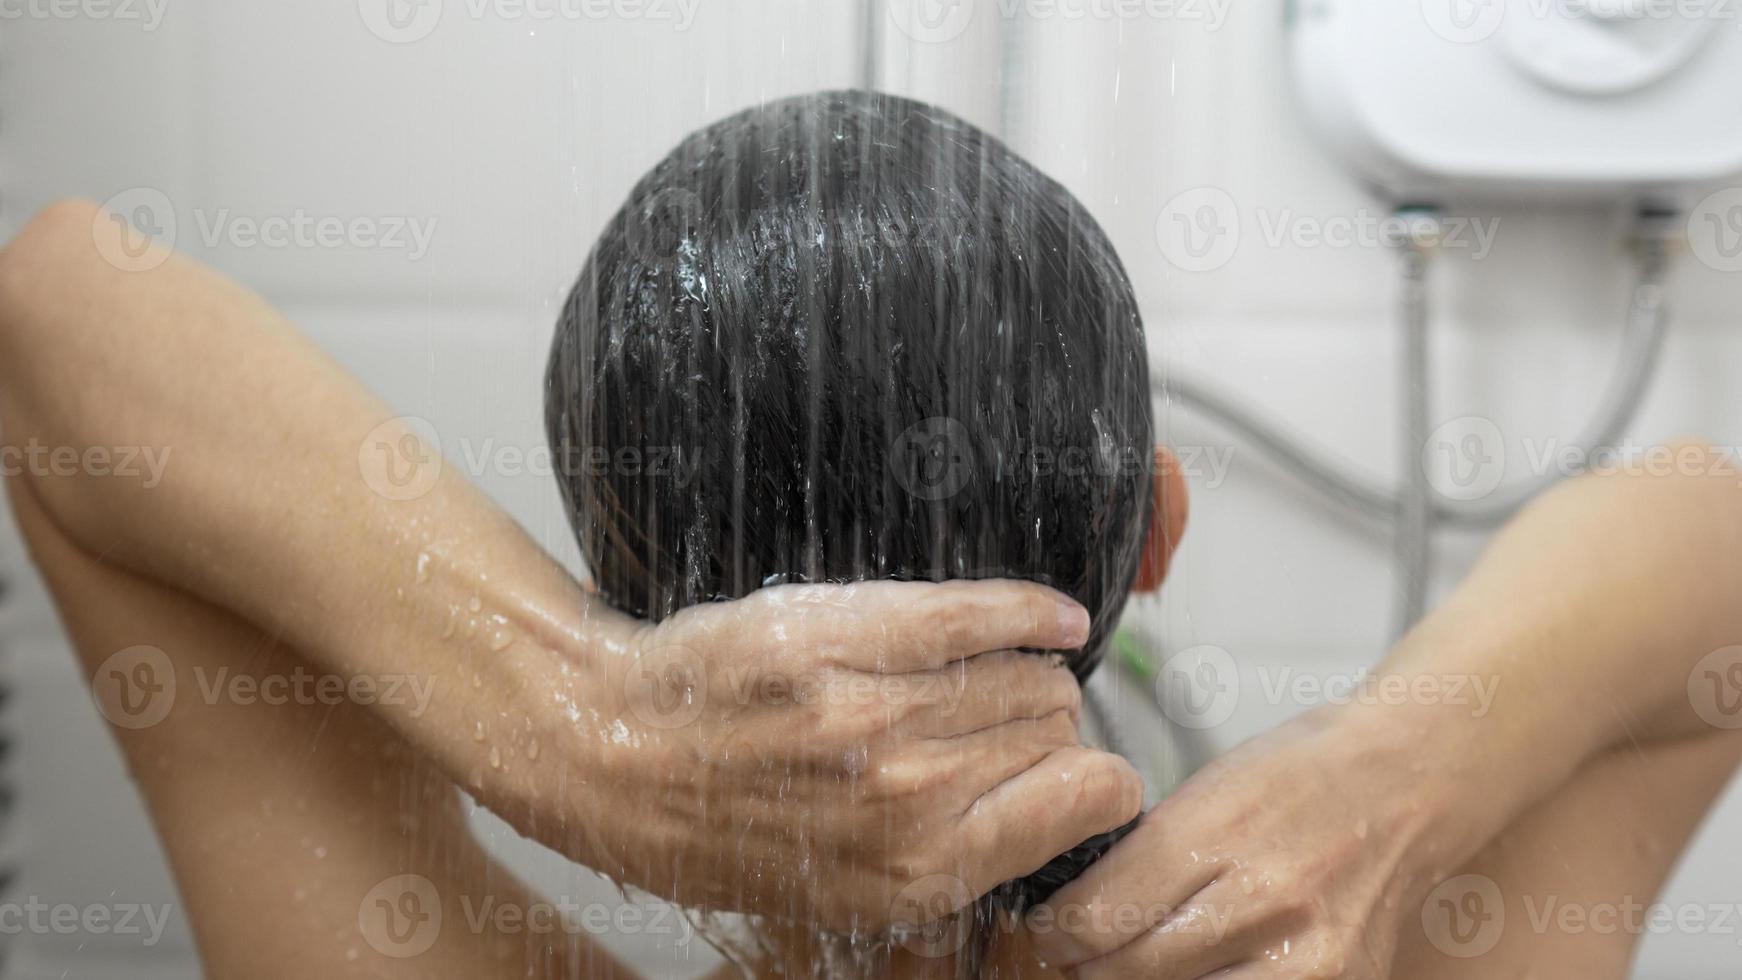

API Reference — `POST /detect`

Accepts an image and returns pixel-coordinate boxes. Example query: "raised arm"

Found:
[1028,444,1742,977]
[0,199,1143,930]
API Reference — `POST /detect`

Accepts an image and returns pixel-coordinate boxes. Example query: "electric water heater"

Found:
[1288,0,1742,201]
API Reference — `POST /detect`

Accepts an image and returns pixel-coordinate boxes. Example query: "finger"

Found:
[870,710,1083,813]
[912,710,1085,811]
[1026,810,1224,968]
[820,579,1092,672]
[1071,883,1247,980]
[1079,948,1248,980]
[955,746,1144,903]
[892,650,1083,737]
[1191,964,1266,980]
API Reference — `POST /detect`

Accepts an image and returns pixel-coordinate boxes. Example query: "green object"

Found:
[1115,628,1159,681]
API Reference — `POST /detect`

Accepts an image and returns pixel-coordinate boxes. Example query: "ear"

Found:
[1132,446,1189,593]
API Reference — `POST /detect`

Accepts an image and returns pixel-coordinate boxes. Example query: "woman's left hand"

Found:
[1024,705,1452,979]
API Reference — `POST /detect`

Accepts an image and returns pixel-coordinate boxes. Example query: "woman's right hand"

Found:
[0,202,1141,935]
[491,579,1144,933]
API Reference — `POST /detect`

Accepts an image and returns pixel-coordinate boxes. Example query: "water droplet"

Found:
[489,745,502,770]
[469,596,483,613]
[526,738,541,761]
[473,721,486,742]
[490,631,512,652]
[416,551,431,584]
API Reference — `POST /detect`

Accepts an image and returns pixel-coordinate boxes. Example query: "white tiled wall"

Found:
[3,2,1741,976]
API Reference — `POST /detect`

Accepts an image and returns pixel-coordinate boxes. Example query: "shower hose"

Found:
[1163,207,1675,621]
[1104,206,1678,752]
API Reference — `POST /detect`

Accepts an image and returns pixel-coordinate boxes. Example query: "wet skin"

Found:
[5,201,1742,978]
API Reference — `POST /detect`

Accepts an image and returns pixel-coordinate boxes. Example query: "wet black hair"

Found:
[545,89,1152,919]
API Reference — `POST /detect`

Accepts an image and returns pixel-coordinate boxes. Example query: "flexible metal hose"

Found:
[1161,224,1673,533]
[1393,221,1435,637]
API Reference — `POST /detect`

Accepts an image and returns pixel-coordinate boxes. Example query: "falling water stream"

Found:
[538,85,1158,978]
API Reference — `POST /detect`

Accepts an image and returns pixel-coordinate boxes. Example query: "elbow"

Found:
[0,199,117,339]
[1,198,104,295]
[5,198,104,261]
